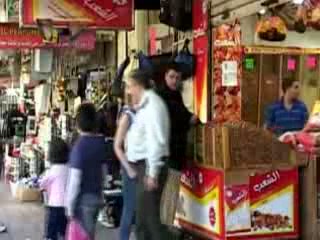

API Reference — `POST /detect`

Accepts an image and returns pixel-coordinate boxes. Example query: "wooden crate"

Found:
[299,156,319,240]
[200,122,298,170]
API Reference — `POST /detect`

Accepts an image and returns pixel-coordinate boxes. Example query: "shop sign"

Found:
[21,0,134,29]
[0,23,96,50]
[247,169,299,239]
[193,0,208,35]
[193,35,208,123]
[6,0,19,22]
[244,57,255,71]
[174,166,225,240]
[213,22,241,47]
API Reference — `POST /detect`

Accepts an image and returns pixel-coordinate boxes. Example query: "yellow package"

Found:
[312,100,320,115]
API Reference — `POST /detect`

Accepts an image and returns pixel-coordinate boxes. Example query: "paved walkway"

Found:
[0,182,130,240]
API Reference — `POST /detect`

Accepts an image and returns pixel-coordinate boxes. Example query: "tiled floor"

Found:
[0,182,132,240]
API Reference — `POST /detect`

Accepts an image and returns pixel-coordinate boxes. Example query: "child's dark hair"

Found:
[76,103,97,133]
[48,138,69,164]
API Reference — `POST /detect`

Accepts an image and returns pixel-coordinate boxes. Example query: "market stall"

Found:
[157,1,320,240]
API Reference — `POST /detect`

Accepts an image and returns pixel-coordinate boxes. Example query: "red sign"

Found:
[193,35,208,123]
[175,166,225,240]
[149,27,157,56]
[21,0,134,29]
[225,184,249,211]
[249,169,298,204]
[193,0,208,35]
[0,24,95,50]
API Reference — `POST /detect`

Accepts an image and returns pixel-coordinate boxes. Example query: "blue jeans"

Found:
[75,194,102,239]
[119,169,137,240]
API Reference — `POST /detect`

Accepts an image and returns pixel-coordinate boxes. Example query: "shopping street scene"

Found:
[0,0,320,240]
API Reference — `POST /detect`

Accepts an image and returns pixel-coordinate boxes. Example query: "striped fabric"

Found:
[265,99,309,136]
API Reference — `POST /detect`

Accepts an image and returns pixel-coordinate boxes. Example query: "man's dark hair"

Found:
[76,103,97,133]
[48,138,69,164]
[166,61,182,74]
[282,78,298,93]
[128,69,152,89]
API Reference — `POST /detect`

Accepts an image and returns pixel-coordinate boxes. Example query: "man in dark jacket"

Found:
[157,63,198,171]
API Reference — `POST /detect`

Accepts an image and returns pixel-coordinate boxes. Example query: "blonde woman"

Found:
[114,104,137,240]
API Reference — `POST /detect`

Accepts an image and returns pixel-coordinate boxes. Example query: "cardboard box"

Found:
[16,187,41,202]
[10,181,41,202]
[174,167,226,240]
[174,166,299,240]
[225,185,250,235]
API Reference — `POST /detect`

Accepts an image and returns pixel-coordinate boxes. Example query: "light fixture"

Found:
[259,8,267,15]
[293,0,304,4]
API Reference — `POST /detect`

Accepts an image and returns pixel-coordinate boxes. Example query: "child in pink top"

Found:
[39,138,69,240]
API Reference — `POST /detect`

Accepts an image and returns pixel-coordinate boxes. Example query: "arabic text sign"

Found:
[174,167,225,240]
[0,24,96,50]
[21,0,134,29]
[248,169,299,237]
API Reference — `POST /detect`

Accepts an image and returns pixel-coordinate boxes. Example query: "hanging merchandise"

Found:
[111,56,130,97]
[256,16,288,42]
[309,6,320,30]
[159,0,192,31]
[37,19,59,44]
[138,51,154,74]
[294,5,307,33]
[123,51,139,80]
[174,39,194,79]
[56,77,66,103]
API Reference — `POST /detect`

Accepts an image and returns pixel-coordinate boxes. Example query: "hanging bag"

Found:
[174,39,194,79]
[138,51,154,74]
[159,0,192,31]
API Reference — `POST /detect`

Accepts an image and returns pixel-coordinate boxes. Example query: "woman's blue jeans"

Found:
[119,169,137,240]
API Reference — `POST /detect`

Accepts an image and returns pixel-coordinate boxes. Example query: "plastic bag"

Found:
[296,132,320,147]
[66,219,90,240]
